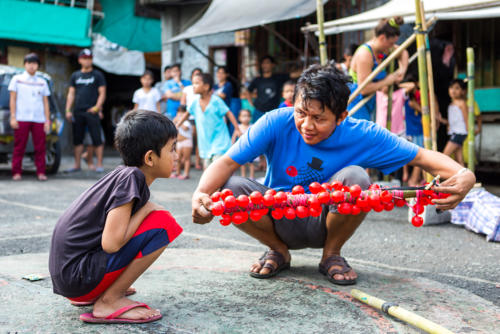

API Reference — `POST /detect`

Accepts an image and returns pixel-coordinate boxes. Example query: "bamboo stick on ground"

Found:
[351,289,455,334]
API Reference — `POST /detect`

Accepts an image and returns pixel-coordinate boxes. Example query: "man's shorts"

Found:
[67,210,182,303]
[72,111,103,146]
[222,165,370,249]
[449,133,467,146]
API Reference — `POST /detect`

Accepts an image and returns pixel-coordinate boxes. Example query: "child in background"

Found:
[278,80,296,108]
[173,105,192,179]
[232,109,255,179]
[49,110,182,324]
[240,86,256,122]
[132,70,161,113]
[441,79,468,166]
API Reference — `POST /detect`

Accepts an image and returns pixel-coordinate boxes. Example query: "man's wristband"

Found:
[65,110,72,114]
[456,167,470,176]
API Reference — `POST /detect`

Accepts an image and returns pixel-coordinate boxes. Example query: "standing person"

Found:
[132,70,161,113]
[441,79,468,166]
[176,73,241,169]
[65,49,106,173]
[8,53,51,181]
[191,63,475,285]
[347,17,408,121]
[162,64,190,120]
[181,68,203,170]
[214,66,233,107]
[232,109,255,179]
[156,65,172,115]
[248,55,289,123]
[172,105,192,179]
[278,80,296,108]
[49,110,182,324]
[336,44,358,76]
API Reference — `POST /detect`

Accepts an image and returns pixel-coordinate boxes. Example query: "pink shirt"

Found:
[376,88,406,136]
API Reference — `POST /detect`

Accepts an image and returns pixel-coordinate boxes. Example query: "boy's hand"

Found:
[10,117,19,130]
[233,128,242,139]
[192,191,214,224]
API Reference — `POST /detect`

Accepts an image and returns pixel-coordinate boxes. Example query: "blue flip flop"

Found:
[64,167,81,173]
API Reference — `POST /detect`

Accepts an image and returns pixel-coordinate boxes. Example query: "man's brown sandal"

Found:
[249,250,290,279]
[319,255,357,285]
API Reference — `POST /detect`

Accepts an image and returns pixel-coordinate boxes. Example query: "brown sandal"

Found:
[249,250,290,279]
[319,255,357,285]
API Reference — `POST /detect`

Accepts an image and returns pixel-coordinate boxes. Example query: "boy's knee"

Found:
[331,165,371,190]
[136,210,183,240]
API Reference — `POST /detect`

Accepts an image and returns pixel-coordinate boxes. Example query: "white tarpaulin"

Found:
[300,0,500,35]
[168,0,326,43]
[91,33,145,76]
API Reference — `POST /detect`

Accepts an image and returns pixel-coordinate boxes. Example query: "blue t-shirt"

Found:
[189,94,231,159]
[163,79,191,119]
[227,108,419,192]
[215,81,233,107]
[405,100,423,136]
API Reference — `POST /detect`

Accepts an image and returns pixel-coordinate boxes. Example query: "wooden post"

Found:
[316,0,328,65]
[386,59,395,132]
[414,0,432,181]
[419,1,438,152]
[467,47,476,172]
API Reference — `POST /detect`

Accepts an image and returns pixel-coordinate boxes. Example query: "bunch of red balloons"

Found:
[210,181,448,228]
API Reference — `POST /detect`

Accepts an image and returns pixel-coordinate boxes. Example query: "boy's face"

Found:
[192,75,207,94]
[153,138,178,178]
[164,68,172,80]
[283,84,295,101]
[140,74,153,88]
[171,66,181,80]
[448,83,462,100]
[239,110,251,125]
[24,61,38,75]
[293,95,347,145]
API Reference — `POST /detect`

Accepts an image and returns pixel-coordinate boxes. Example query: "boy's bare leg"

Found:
[443,141,459,157]
[92,245,167,320]
[95,145,104,168]
[183,147,192,176]
[240,165,246,178]
[456,146,464,166]
[321,212,367,282]
[408,166,422,186]
[235,215,290,275]
[249,163,255,179]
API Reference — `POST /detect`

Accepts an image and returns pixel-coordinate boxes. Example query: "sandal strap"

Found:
[322,255,352,276]
[105,302,150,320]
[258,250,286,270]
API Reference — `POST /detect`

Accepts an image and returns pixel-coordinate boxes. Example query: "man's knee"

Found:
[331,165,370,190]
[222,176,257,197]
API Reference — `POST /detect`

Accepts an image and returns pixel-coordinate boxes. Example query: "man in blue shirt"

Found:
[162,64,190,119]
[191,63,475,286]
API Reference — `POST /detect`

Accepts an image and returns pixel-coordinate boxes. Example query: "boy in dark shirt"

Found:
[49,110,182,324]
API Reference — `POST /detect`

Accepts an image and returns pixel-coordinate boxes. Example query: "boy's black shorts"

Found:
[449,133,467,146]
[72,111,103,146]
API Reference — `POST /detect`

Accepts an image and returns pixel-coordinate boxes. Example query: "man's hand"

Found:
[432,170,475,210]
[192,191,214,224]
[87,106,99,114]
[65,111,73,122]
[9,117,18,130]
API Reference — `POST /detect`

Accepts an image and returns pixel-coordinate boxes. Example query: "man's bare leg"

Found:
[73,144,84,169]
[95,144,104,169]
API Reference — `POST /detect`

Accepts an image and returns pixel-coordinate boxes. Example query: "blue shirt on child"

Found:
[163,79,191,119]
[189,94,232,159]
[214,81,233,107]
[227,108,418,192]
[405,100,423,136]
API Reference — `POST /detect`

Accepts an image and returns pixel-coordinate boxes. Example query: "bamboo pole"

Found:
[386,58,395,132]
[351,289,455,334]
[467,47,476,172]
[348,94,374,117]
[316,0,328,65]
[347,17,436,105]
[414,0,433,182]
[419,1,438,152]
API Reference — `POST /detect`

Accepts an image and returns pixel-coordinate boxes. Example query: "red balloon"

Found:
[361,205,372,213]
[321,183,332,191]
[211,191,221,202]
[292,185,305,195]
[412,204,424,215]
[232,212,248,224]
[419,197,430,206]
[271,208,284,220]
[318,191,330,204]
[338,203,352,215]
[275,191,287,203]
[384,202,395,211]
[349,185,362,199]
[224,195,237,208]
[220,214,232,226]
[395,199,406,207]
[259,208,269,216]
[212,202,224,216]
[284,207,296,220]
[296,205,309,218]
[237,195,249,208]
[423,189,434,196]
[221,189,233,199]
[411,215,424,227]
[356,196,368,208]
[309,206,322,217]
[307,196,320,209]
[368,184,380,191]
[380,190,393,204]
[262,194,275,207]
[265,189,277,196]
[331,180,343,191]
[250,210,263,222]
[250,191,263,205]
[372,203,384,212]
[331,191,344,203]
[309,182,323,194]
[368,193,380,207]
[351,205,361,215]
[342,186,350,192]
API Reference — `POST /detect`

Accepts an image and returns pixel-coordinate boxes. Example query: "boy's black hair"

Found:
[217,66,229,73]
[283,80,296,88]
[24,53,40,65]
[260,55,275,64]
[191,67,202,76]
[196,72,214,90]
[171,63,181,70]
[449,78,466,90]
[142,70,154,79]
[114,110,177,167]
[294,62,351,118]
[163,65,171,72]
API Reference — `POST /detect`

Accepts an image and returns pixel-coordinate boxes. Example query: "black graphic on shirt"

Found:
[294,157,325,188]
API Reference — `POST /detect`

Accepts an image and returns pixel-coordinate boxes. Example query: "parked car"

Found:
[0,64,63,174]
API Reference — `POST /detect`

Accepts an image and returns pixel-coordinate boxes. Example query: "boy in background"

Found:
[278,80,296,108]
[232,109,255,179]
[49,110,182,324]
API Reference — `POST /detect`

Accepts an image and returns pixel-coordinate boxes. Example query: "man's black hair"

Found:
[196,72,214,91]
[217,66,229,73]
[260,55,275,64]
[163,65,171,72]
[171,63,181,70]
[294,62,351,118]
[449,78,466,90]
[191,67,202,76]
[24,53,40,65]
[283,80,296,87]
[114,110,177,167]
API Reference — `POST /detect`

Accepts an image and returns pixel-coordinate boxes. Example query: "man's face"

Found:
[24,61,38,75]
[261,59,274,73]
[164,68,172,80]
[171,66,181,80]
[293,95,346,145]
[78,57,93,69]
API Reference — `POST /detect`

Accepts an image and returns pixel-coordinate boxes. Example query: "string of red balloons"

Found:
[210,181,450,227]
